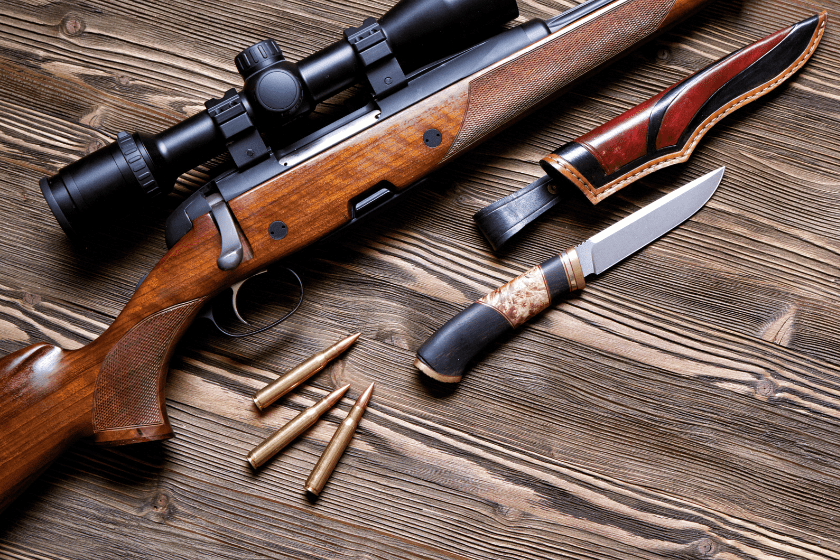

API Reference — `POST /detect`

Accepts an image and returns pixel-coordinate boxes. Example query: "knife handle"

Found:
[541,13,826,204]
[415,250,585,383]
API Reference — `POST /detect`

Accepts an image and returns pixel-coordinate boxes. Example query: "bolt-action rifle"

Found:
[0,0,710,508]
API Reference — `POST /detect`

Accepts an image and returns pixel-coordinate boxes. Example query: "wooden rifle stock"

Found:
[0,0,709,508]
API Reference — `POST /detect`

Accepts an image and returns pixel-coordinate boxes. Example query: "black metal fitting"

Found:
[345,18,407,98]
[205,89,270,171]
[39,0,519,240]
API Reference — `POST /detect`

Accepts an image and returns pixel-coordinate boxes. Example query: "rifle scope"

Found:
[40,0,519,239]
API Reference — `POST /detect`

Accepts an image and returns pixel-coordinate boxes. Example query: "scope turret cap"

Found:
[254,69,303,113]
[235,39,285,79]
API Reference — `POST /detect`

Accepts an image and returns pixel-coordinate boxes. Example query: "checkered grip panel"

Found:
[444,0,675,160]
[93,299,203,431]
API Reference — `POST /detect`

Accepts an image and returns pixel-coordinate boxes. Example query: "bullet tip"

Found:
[246,453,259,470]
[335,332,362,352]
[355,382,374,408]
[333,383,352,399]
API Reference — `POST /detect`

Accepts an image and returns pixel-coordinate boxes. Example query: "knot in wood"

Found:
[328,358,347,388]
[374,327,410,350]
[755,379,778,398]
[656,46,672,61]
[153,492,169,512]
[61,15,85,37]
[493,503,523,523]
[693,537,717,557]
[144,490,176,523]
[86,139,106,154]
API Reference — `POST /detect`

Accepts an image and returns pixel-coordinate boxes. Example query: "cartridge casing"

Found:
[305,382,374,496]
[247,384,350,469]
[253,333,360,410]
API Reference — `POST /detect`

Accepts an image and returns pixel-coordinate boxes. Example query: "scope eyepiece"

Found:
[40,111,226,239]
[40,0,519,240]
[40,134,157,237]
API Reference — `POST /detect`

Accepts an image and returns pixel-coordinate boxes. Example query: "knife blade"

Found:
[416,167,725,383]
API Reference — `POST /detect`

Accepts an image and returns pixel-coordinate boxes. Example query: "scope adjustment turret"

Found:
[235,39,285,78]
[237,39,308,120]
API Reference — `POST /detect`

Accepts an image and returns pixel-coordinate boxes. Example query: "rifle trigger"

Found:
[206,192,243,271]
[230,270,268,324]
[198,267,304,339]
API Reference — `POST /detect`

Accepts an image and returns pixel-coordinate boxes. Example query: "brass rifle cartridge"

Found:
[247,384,351,469]
[305,382,374,496]
[253,332,360,410]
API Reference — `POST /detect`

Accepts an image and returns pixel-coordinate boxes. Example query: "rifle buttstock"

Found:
[0,343,91,510]
[0,215,232,506]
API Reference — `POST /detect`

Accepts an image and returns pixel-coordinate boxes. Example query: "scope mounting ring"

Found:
[344,17,408,98]
[205,89,271,171]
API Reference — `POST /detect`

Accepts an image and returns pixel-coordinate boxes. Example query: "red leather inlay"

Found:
[576,87,672,175]
[655,26,790,149]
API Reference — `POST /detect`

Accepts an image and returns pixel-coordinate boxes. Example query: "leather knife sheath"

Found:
[474,13,826,250]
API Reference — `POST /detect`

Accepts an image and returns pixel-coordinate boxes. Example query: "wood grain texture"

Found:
[1,0,840,558]
[443,0,703,161]
[230,83,470,262]
[0,212,232,506]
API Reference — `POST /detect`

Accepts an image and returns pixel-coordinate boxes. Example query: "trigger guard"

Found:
[199,267,304,338]
[230,270,268,325]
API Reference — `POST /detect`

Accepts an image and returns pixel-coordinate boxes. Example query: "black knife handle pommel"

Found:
[415,250,586,383]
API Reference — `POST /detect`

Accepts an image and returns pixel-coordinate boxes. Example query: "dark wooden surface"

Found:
[1,0,839,558]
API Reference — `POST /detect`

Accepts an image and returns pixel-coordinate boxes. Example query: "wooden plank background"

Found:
[1,0,839,557]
